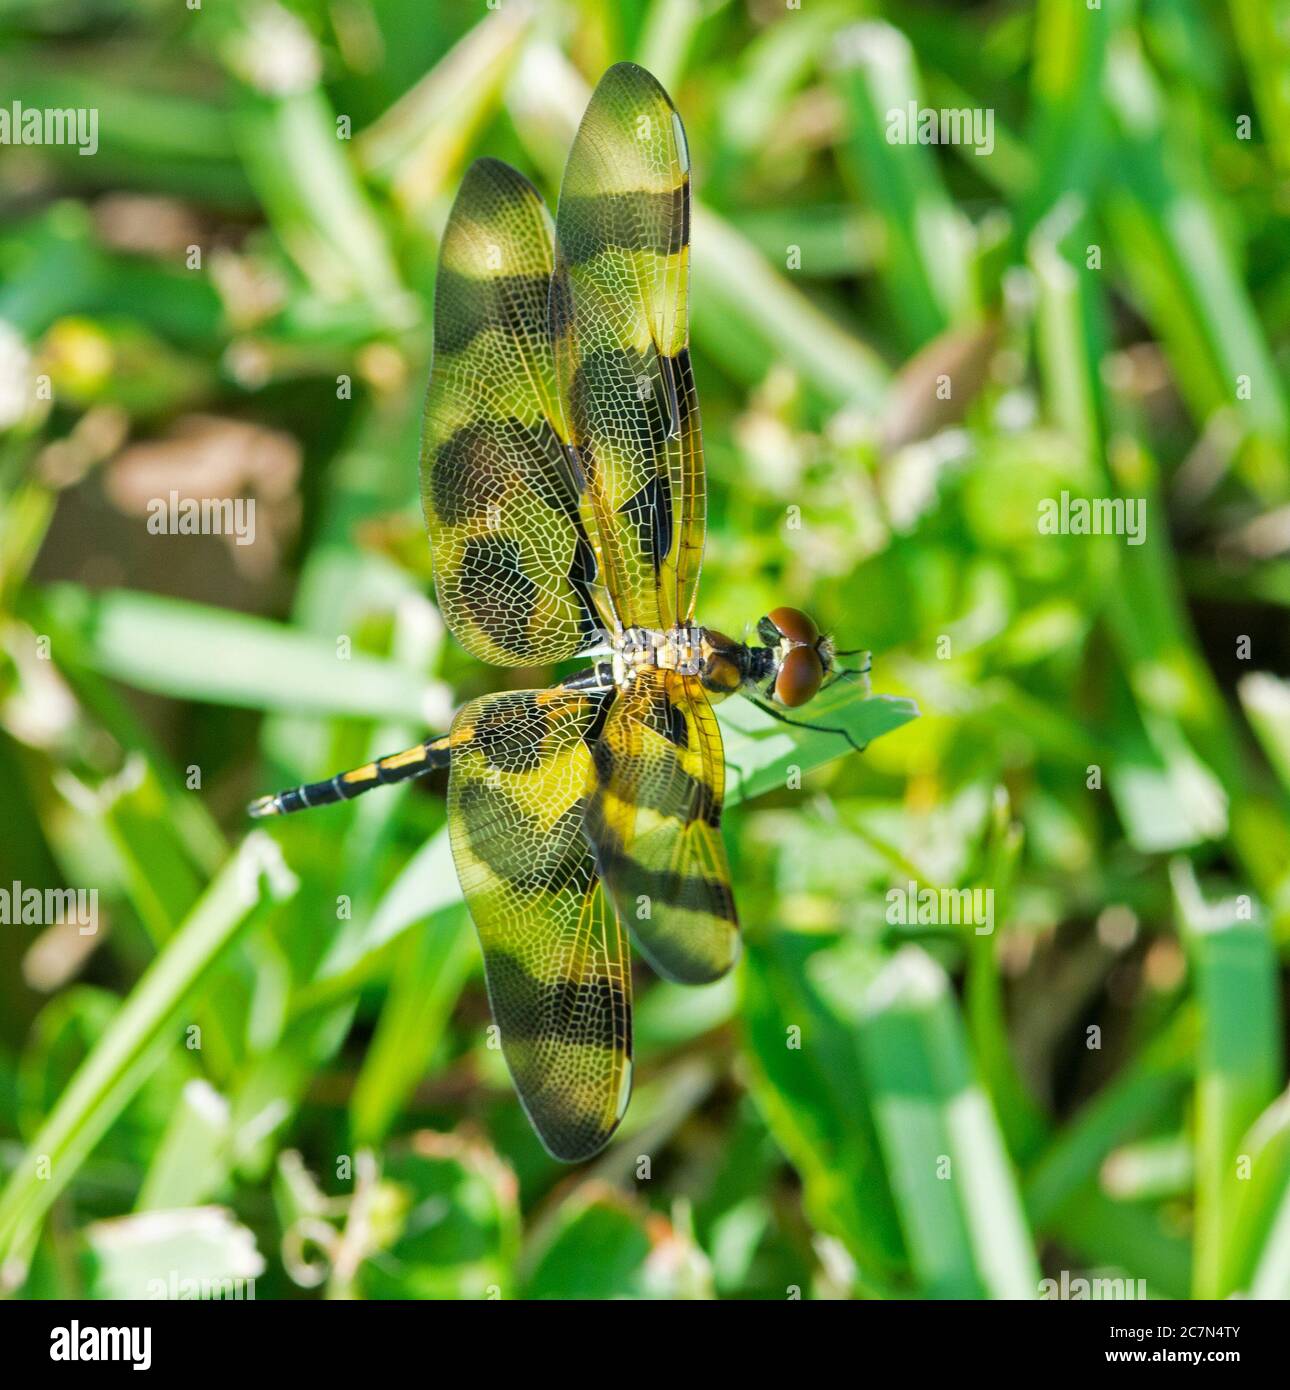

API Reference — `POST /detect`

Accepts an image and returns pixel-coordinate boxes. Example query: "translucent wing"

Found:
[422,158,607,666]
[551,62,705,632]
[447,686,631,1161]
[584,668,738,984]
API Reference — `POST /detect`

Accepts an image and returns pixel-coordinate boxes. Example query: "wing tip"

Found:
[460,155,542,201]
[527,1086,630,1164]
[630,930,740,986]
[595,59,677,109]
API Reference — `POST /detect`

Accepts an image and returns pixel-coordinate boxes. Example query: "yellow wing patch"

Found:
[583,668,738,985]
[551,63,706,633]
[447,686,631,1161]
[422,158,608,665]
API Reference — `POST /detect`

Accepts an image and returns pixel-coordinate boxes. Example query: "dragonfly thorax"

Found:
[609,610,833,708]
[612,625,712,685]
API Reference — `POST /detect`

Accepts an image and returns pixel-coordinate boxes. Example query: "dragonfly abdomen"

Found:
[248,735,453,818]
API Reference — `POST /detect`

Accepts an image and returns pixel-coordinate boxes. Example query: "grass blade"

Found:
[858,948,1040,1298]
[0,836,297,1283]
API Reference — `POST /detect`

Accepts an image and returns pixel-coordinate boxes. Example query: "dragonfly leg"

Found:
[746,697,867,756]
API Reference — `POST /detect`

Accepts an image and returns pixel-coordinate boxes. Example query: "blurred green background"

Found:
[2,0,1290,1301]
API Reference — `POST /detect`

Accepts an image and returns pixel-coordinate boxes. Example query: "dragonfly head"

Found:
[755,607,835,707]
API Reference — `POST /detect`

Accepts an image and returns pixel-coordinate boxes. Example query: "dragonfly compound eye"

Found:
[774,643,824,707]
[766,606,819,647]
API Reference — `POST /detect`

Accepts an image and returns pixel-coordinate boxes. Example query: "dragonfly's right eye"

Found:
[774,644,824,707]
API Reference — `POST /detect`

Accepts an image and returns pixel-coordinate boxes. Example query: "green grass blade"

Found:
[858,948,1040,1298]
[1227,0,1290,177]
[0,836,297,1280]
[30,584,448,725]
[349,907,475,1147]
[1171,859,1282,1297]
[134,1080,234,1213]
[831,21,975,348]
[1104,35,1289,497]
[1238,673,1290,795]
[738,930,907,1290]
[720,688,919,805]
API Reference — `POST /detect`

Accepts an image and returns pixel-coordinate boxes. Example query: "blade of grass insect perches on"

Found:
[857,948,1040,1299]
[830,21,975,352]
[28,584,445,726]
[1170,860,1282,1299]
[718,689,919,805]
[0,836,297,1283]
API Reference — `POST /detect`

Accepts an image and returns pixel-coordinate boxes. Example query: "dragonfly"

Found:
[250,63,866,1161]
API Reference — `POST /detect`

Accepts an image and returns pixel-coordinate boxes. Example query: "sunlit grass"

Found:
[0,0,1287,1301]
